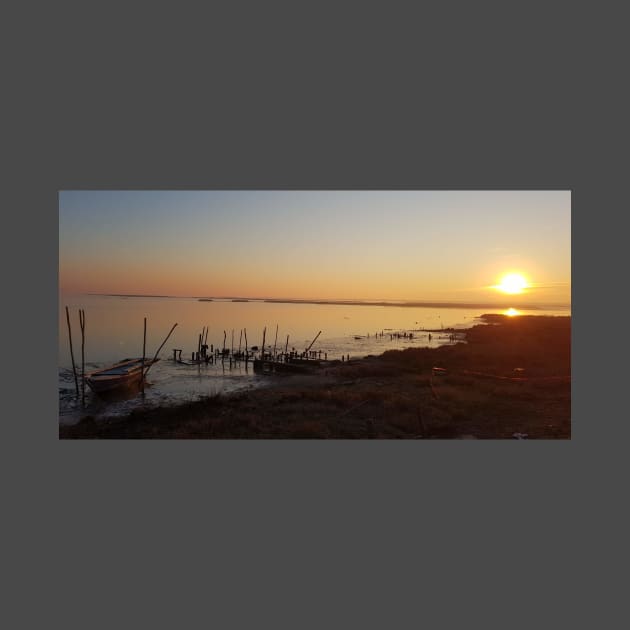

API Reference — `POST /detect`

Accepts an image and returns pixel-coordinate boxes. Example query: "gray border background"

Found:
[7,2,623,628]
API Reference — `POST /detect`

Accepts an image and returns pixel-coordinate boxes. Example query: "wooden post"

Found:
[143,323,178,379]
[239,329,243,354]
[273,324,278,359]
[244,328,248,362]
[65,306,79,397]
[141,317,147,395]
[223,330,226,354]
[79,309,85,404]
[305,330,322,354]
[261,327,267,360]
[285,334,289,356]
[231,329,234,355]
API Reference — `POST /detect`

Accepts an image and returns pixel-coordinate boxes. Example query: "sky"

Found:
[59,191,571,305]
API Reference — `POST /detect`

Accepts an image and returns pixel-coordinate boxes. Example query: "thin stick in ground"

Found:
[141,317,147,395]
[144,323,178,379]
[79,309,85,405]
[65,306,79,397]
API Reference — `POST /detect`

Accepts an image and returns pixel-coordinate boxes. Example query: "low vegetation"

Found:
[60,314,571,439]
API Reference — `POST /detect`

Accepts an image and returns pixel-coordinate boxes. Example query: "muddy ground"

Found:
[60,314,571,439]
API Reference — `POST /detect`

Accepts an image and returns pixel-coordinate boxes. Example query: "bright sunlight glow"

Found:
[495,273,529,294]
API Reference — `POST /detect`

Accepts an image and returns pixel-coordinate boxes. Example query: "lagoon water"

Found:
[58,294,570,423]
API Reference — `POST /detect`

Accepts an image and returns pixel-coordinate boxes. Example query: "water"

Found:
[59,294,570,423]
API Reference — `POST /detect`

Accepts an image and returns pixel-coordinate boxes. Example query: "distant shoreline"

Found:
[84,292,569,311]
[261,299,546,310]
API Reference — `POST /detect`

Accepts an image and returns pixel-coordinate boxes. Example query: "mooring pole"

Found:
[79,309,86,405]
[144,323,178,379]
[141,317,147,395]
[273,324,278,359]
[65,306,79,397]
[244,328,248,362]
[261,326,267,360]
[239,329,243,355]
[305,330,322,354]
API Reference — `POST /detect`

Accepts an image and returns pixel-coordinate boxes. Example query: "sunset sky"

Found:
[59,191,571,305]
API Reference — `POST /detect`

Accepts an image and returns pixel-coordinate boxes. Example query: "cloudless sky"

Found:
[59,191,571,304]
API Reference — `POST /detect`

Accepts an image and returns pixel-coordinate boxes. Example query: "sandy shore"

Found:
[60,314,571,439]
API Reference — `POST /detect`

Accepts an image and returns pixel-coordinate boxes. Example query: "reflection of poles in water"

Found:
[65,306,79,397]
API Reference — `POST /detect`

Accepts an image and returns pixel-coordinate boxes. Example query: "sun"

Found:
[494,273,529,294]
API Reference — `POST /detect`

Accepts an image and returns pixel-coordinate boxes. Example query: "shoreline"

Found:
[73,292,571,311]
[60,314,571,439]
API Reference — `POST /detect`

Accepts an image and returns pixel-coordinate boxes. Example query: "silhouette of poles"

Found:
[141,317,147,395]
[65,306,79,397]
[144,323,178,379]
[79,309,86,405]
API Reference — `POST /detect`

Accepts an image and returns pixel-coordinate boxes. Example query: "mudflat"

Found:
[60,314,571,439]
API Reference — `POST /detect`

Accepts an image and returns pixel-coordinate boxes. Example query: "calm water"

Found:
[58,294,570,423]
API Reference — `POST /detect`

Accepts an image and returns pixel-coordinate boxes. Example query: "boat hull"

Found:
[85,358,158,395]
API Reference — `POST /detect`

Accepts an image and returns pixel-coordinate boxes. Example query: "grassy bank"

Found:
[60,314,571,439]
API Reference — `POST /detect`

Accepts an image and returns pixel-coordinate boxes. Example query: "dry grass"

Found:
[61,315,571,439]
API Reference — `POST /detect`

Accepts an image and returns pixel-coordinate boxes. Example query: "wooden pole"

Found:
[141,317,146,394]
[143,323,178,378]
[244,328,248,360]
[65,306,79,397]
[273,324,278,358]
[305,330,322,353]
[239,329,243,354]
[285,334,289,355]
[231,329,234,355]
[223,330,226,354]
[261,326,267,360]
[79,309,85,404]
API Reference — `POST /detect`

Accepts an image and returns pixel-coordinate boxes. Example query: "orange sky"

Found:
[59,191,571,305]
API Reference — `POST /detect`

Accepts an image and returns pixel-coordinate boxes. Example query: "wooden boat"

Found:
[85,357,159,394]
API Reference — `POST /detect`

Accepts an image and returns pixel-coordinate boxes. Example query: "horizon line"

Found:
[63,291,571,309]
